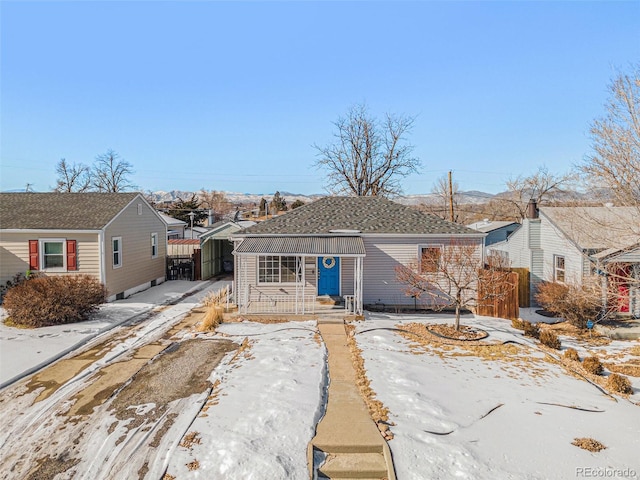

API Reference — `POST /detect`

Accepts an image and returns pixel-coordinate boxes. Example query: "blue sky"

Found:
[1,1,638,195]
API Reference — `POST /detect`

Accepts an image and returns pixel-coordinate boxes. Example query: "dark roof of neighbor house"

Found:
[239,196,481,235]
[0,192,140,230]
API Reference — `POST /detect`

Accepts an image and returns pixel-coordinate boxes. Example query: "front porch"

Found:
[233,236,366,315]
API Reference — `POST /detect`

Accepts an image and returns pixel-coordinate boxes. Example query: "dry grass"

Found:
[186,460,200,471]
[345,324,394,441]
[582,356,604,375]
[198,306,223,332]
[179,431,202,449]
[630,345,640,357]
[543,322,611,346]
[605,373,633,394]
[539,330,561,350]
[606,362,640,377]
[233,315,316,324]
[572,437,606,452]
[162,474,176,480]
[563,348,580,362]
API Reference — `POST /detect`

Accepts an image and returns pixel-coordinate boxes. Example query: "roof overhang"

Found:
[234,236,366,257]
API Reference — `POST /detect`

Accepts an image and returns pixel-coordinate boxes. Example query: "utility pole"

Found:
[448,171,455,222]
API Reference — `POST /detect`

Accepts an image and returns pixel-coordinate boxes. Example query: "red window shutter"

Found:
[29,240,39,270]
[66,240,78,271]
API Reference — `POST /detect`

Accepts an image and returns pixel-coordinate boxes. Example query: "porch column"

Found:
[354,256,363,315]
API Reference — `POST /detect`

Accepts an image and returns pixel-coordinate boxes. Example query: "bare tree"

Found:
[395,242,515,330]
[199,189,234,217]
[313,103,420,197]
[504,166,573,220]
[54,158,91,192]
[429,174,460,221]
[92,150,135,192]
[581,64,639,206]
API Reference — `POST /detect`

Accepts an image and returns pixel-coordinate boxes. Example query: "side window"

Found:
[151,233,158,258]
[420,246,442,273]
[113,237,122,268]
[554,255,565,283]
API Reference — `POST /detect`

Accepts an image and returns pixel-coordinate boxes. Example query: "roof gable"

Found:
[540,206,639,250]
[0,192,141,230]
[240,196,480,235]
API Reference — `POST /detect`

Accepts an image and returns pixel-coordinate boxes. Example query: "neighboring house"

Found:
[467,220,519,246]
[159,212,187,240]
[0,192,167,301]
[199,220,255,279]
[231,196,485,314]
[184,226,210,240]
[489,202,639,316]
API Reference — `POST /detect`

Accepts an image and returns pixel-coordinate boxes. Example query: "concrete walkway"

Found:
[308,319,395,479]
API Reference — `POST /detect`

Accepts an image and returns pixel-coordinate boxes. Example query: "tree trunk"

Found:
[455,303,461,331]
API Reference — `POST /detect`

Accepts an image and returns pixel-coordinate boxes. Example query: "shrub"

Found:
[582,356,604,375]
[535,280,605,329]
[0,271,40,304]
[539,330,561,350]
[605,373,633,394]
[511,318,524,330]
[563,348,580,362]
[523,321,540,339]
[199,286,228,332]
[3,275,106,327]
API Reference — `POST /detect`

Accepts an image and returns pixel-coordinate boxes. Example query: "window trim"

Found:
[418,244,443,274]
[151,232,158,258]
[39,238,67,272]
[554,255,565,283]
[257,255,301,284]
[112,236,123,269]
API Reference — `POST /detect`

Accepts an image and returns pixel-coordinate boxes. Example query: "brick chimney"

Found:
[526,199,539,219]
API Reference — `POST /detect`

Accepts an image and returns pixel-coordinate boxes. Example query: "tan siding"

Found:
[0,232,100,284]
[104,198,167,297]
[362,236,483,306]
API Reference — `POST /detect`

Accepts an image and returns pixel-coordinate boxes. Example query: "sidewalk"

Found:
[309,319,395,479]
[0,279,228,387]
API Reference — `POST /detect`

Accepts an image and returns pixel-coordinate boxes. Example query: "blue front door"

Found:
[318,256,340,295]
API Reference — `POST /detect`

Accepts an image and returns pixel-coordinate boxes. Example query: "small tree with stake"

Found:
[396,242,515,330]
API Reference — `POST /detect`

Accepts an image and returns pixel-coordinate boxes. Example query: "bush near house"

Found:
[0,271,40,304]
[535,280,603,329]
[523,321,540,339]
[563,348,580,362]
[3,275,106,327]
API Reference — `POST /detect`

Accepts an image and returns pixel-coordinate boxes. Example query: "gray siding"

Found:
[361,235,483,306]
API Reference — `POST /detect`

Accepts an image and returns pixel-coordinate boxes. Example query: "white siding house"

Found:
[231,196,485,314]
[490,203,639,316]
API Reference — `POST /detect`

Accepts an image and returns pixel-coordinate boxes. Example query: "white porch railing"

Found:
[245,292,316,314]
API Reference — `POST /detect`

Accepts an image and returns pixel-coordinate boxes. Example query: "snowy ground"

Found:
[0,280,213,387]
[2,285,639,479]
[164,320,327,479]
[355,312,640,480]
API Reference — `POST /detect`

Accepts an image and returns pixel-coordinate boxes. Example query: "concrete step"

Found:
[313,442,383,454]
[318,452,388,479]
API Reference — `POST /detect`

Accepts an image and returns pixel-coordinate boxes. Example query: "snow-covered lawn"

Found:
[165,320,327,479]
[355,313,640,480]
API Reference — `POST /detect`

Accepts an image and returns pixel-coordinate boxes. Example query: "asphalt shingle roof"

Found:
[0,192,140,230]
[239,196,480,235]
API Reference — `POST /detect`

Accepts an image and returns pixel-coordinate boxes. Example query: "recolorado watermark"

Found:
[576,467,637,478]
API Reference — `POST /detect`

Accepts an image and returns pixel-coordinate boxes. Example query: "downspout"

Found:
[99,229,106,286]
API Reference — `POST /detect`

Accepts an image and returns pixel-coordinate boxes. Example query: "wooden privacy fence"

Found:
[511,268,530,308]
[477,270,520,320]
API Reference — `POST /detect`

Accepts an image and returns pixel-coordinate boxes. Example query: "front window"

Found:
[420,246,442,273]
[554,255,565,283]
[41,240,65,269]
[113,237,122,268]
[258,256,300,283]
